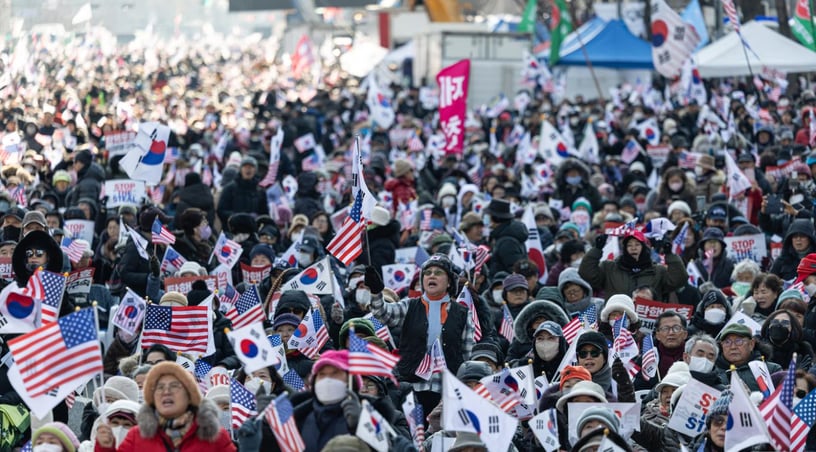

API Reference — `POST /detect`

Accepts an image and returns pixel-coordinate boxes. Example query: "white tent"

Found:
[695,21,816,77]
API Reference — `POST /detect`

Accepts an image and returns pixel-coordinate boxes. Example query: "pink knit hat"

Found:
[33,422,80,452]
[312,350,350,375]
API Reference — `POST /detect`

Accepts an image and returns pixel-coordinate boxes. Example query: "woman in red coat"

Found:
[95,362,235,452]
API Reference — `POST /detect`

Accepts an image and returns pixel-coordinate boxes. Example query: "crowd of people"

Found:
[2,20,816,452]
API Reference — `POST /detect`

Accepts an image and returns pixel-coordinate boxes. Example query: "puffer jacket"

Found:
[579,246,688,300]
[66,162,105,208]
[488,220,529,275]
[552,158,602,213]
[692,252,734,289]
[359,219,400,273]
[770,218,816,281]
[384,176,417,211]
[216,175,269,225]
[632,399,691,452]
[176,182,215,226]
[96,399,235,452]
[293,172,323,220]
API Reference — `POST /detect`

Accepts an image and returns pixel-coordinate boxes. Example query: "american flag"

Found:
[678,151,700,168]
[219,283,240,312]
[581,304,598,329]
[141,305,211,354]
[282,369,305,392]
[621,139,642,164]
[160,246,187,275]
[415,338,447,381]
[407,130,424,152]
[792,386,816,451]
[8,308,102,398]
[406,394,426,448]
[562,317,583,345]
[151,217,175,245]
[149,185,165,205]
[474,382,492,399]
[500,303,515,342]
[10,184,25,206]
[473,244,491,276]
[27,269,67,324]
[262,393,305,452]
[640,334,658,381]
[420,209,432,231]
[61,237,88,264]
[224,285,265,329]
[363,313,395,348]
[65,390,77,409]
[672,223,689,255]
[760,356,796,450]
[230,378,257,430]
[612,316,639,377]
[259,128,283,188]
[194,359,212,393]
[608,219,638,237]
[296,310,330,359]
[704,248,715,276]
[19,441,31,452]
[456,286,482,342]
[721,0,740,31]
[326,189,367,266]
[348,326,400,381]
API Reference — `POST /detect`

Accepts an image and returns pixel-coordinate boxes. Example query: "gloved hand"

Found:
[342,390,362,430]
[331,302,345,325]
[594,234,608,249]
[365,266,384,295]
[237,418,263,451]
[611,356,628,384]
[660,239,673,255]
[149,255,160,277]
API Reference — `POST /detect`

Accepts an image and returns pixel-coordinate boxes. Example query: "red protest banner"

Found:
[634,296,693,333]
[164,275,217,294]
[240,262,271,284]
[437,59,470,155]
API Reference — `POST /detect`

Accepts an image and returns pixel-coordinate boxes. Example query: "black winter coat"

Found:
[488,220,529,275]
[176,182,215,226]
[216,176,269,225]
[116,232,159,297]
[691,253,734,289]
[65,162,105,208]
[359,220,400,273]
[771,218,816,281]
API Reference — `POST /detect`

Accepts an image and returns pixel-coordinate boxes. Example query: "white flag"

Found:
[366,73,395,129]
[538,120,572,166]
[650,0,701,78]
[725,370,771,451]
[119,122,172,186]
[227,322,279,373]
[0,283,41,334]
[381,264,417,292]
[442,369,518,452]
[126,224,150,260]
[724,150,752,198]
[722,310,763,337]
[578,121,599,165]
[111,288,146,336]
[530,408,560,452]
[279,256,335,295]
[356,399,396,452]
[480,364,537,406]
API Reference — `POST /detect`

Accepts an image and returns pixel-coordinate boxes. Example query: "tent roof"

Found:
[556,18,654,69]
[695,21,816,77]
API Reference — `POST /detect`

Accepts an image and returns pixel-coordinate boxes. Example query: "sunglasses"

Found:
[423,269,446,277]
[25,249,46,258]
[578,349,602,359]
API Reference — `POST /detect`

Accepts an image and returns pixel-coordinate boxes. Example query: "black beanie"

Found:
[187,280,212,306]
[576,331,609,363]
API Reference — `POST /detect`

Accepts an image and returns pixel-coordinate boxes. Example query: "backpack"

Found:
[0,403,30,450]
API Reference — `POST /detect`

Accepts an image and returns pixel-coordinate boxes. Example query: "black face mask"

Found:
[3,225,20,242]
[768,324,790,345]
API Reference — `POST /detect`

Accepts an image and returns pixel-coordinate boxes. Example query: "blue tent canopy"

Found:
[555,18,654,69]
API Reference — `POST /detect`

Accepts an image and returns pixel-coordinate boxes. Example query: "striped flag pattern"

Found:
[792,387,816,451]
[282,369,305,392]
[404,393,426,450]
[224,285,265,329]
[11,184,25,206]
[8,308,102,398]
[473,244,491,275]
[151,217,175,245]
[259,128,283,188]
[415,338,447,381]
[500,304,515,342]
[562,317,583,345]
[456,286,482,342]
[672,223,689,255]
[722,0,740,31]
[141,305,210,354]
[219,283,240,312]
[363,313,395,348]
[641,335,658,381]
[29,269,67,324]
[348,326,400,381]
[160,245,187,275]
[420,209,432,231]
[262,393,305,452]
[230,378,257,430]
[60,237,88,264]
[760,356,796,450]
[327,190,367,266]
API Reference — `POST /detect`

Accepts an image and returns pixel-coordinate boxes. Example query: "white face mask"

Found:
[535,340,560,361]
[297,252,314,267]
[442,196,455,209]
[703,308,726,324]
[314,377,347,405]
[356,288,371,307]
[245,377,272,396]
[570,258,582,268]
[695,167,705,177]
[33,445,64,452]
[688,355,715,373]
[668,182,683,192]
[492,289,504,302]
[111,426,130,446]
[807,284,816,298]
[218,410,232,430]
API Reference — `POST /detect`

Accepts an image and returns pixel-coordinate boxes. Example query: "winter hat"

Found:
[52,170,72,184]
[700,290,728,310]
[709,389,733,418]
[655,362,691,394]
[456,360,492,383]
[205,384,230,405]
[601,294,638,323]
[556,380,607,412]
[370,206,391,227]
[275,290,311,316]
[338,318,377,343]
[777,288,805,309]
[459,212,483,231]
[272,313,302,330]
[575,331,608,360]
[577,406,621,435]
[32,422,80,452]
[437,183,458,201]
[312,350,350,375]
[629,161,646,174]
[571,197,592,215]
[560,240,587,264]
[249,243,276,264]
[139,206,170,232]
[74,149,93,166]
[559,365,592,391]
[177,261,205,277]
[186,280,212,306]
[699,227,726,249]
[92,376,140,406]
[240,156,258,169]
[536,286,565,305]
[103,400,141,425]
[159,291,187,307]
[322,435,372,451]
[393,159,413,178]
[558,268,592,298]
[22,210,46,228]
[668,200,692,216]
[502,273,528,292]
[449,431,487,451]
[795,253,816,283]
[143,361,202,407]
[717,323,753,340]
[471,342,502,366]
[534,321,563,338]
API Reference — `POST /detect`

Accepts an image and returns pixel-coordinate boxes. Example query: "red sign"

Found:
[240,263,271,284]
[436,59,470,154]
[164,275,217,294]
[634,296,693,333]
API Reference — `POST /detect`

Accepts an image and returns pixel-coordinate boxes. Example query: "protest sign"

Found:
[240,263,270,284]
[104,179,146,208]
[647,145,671,168]
[63,220,95,243]
[0,257,13,281]
[667,378,721,437]
[437,59,470,154]
[634,297,693,333]
[723,234,766,264]
[65,268,95,296]
[164,275,218,294]
[104,130,138,157]
[570,210,591,237]
[395,247,418,264]
[567,402,640,445]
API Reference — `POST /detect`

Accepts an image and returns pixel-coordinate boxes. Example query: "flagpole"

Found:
[574,32,604,103]
[356,134,373,267]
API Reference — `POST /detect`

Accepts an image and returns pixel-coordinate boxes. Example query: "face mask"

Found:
[297,252,314,267]
[731,281,751,298]
[569,117,579,127]
[566,176,582,186]
[314,377,347,405]
[695,167,705,177]
[703,308,726,324]
[232,233,249,243]
[245,377,272,395]
[111,426,130,446]
[688,355,714,373]
[356,288,371,307]
[492,289,504,302]
[429,218,444,230]
[198,224,212,240]
[570,258,582,268]
[635,202,646,212]
[807,284,816,298]
[33,445,64,452]
[3,226,20,242]
[535,340,560,361]
[218,410,232,430]
[442,197,455,209]
[768,324,790,344]
[668,182,683,192]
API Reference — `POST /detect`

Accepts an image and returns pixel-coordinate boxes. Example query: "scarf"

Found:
[657,342,684,378]
[158,410,194,447]
[565,296,592,315]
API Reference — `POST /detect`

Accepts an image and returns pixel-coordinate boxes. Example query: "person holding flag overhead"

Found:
[366,254,476,416]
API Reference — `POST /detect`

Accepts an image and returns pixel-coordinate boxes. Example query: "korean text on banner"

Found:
[436,60,470,155]
[634,297,693,333]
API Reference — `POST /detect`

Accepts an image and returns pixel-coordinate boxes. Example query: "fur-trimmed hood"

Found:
[136,397,222,442]
[514,299,570,343]
[554,157,592,185]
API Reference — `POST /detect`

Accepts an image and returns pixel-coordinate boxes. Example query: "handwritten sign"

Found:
[164,275,217,294]
[104,179,146,208]
[240,263,270,284]
[63,220,95,243]
[634,297,693,333]
[66,268,95,296]
[668,378,721,437]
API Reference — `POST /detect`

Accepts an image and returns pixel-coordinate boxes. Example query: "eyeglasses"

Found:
[721,337,749,347]
[154,382,185,394]
[563,287,584,297]
[578,349,602,359]
[770,319,792,327]
[280,308,305,316]
[710,416,727,427]
[423,269,446,277]
[656,325,685,334]
[25,249,45,258]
